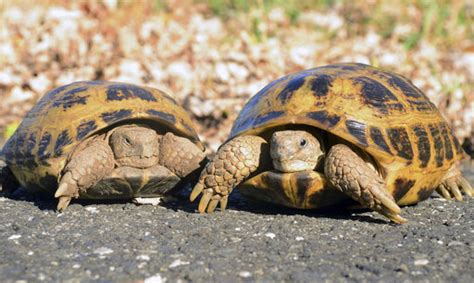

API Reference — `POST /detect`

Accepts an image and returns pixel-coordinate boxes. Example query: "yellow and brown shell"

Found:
[232,63,464,208]
[1,81,203,193]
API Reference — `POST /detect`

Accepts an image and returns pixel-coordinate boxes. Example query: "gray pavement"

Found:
[0,166,473,282]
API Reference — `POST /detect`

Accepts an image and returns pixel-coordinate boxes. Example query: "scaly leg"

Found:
[190,135,268,213]
[436,166,472,201]
[158,132,206,178]
[325,144,406,224]
[55,136,115,211]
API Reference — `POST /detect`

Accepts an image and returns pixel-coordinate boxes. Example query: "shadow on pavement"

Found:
[4,183,392,224]
[165,187,390,225]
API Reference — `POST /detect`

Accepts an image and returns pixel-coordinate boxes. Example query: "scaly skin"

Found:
[55,136,115,211]
[159,132,206,178]
[324,144,407,224]
[190,135,268,213]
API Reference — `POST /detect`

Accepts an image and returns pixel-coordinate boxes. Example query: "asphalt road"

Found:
[1,165,473,282]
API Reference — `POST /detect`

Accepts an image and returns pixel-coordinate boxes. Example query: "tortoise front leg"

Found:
[190,135,269,213]
[324,144,407,224]
[158,132,206,178]
[55,136,114,211]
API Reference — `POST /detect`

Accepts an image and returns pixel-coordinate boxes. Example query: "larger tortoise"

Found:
[0,81,206,211]
[191,63,472,223]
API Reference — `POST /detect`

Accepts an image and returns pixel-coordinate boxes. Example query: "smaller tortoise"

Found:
[0,81,206,211]
[191,63,472,223]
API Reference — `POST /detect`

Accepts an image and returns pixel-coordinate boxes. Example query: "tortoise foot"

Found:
[191,183,229,213]
[437,175,472,201]
[190,135,266,213]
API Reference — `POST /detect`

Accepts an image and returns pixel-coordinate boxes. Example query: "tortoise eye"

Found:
[300,139,307,147]
[123,137,132,146]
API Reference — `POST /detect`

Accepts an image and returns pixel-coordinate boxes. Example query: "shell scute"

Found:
[76,120,98,141]
[417,187,434,201]
[306,111,341,129]
[254,111,285,127]
[100,109,133,124]
[12,133,27,166]
[52,86,90,109]
[369,126,392,154]
[276,73,306,103]
[24,133,38,169]
[146,109,176,124]
[310,74,333,97]
[428,123,445,167]
[384,73,423,99]
[412,124,431,168]
[345,120,368,147]
[37,132,52,164]
[106,84,157,102]
[439,123,454,161]
[393,178,416,201]
[353,76,405,114]
[386,127,414,160]
[53,129,73,157]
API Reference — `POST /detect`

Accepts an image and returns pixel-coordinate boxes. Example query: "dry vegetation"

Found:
[0,0,473,156]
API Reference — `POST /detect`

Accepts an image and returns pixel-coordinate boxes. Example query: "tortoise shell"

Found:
[1,81,203,193]
[232,63,464,207]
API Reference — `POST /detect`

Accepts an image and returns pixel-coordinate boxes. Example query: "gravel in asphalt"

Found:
[0,166,473,282]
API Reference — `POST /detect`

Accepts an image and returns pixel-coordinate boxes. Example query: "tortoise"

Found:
[190,63,472,223]
[0,81,206,211]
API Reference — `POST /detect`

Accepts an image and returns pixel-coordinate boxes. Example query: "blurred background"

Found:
[0,0,473,157]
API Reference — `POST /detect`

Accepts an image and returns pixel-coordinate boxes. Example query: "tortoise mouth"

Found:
[115,155,158,168]
[267,169,325,178]
[272,159,318,173]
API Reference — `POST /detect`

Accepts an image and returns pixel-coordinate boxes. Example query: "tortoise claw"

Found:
[198,189,213,213]
[192,181,229,213]
[436,184,452,200]
[54,182,71,198]
[438,175,472,201]
[55,172,80,212]
[447,179,463,201]
[207,198,219,213]
[57,196,72,212]
[371,186,402,215]
[190,183,203,202]
[371,186,406,224]
[458,177,472,197]
[377,205,407,224]
[220,195,228,212]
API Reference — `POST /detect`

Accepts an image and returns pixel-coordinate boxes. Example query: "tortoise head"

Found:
[109,125,159,168]
[270,130,324,172]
